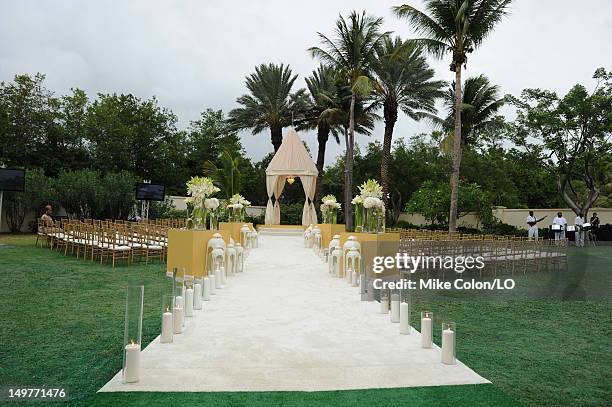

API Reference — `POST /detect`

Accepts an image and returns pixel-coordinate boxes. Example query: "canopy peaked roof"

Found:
[265,128,318,176]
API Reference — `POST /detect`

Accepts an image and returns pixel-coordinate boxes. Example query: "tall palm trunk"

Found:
[381,101,398,208]
[271,124,283,152]
[448,64,463,232]
[314,121,330,202]
[345,91,356,229]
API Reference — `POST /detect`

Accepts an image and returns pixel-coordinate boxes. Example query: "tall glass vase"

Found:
[185,207,194,230]
[197,206,208,230]
[331,210,337,224]
[354,203,364,232]
[209,211,218,230]
[364,207,377,233]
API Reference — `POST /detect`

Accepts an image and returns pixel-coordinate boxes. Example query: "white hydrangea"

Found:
[204,198,219,210]
[363,196,381,209]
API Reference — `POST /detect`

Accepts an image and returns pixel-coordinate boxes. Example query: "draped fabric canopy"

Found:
[265,128,318,225]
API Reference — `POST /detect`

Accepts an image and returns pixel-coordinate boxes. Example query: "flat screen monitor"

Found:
[135,183,165,201]
[0,168,26,192]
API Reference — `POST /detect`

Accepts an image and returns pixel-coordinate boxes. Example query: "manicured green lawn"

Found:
[0,235,610,406]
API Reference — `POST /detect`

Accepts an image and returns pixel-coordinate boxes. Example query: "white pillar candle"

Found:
[352,271,359,287]
[390,294,400,323]
[220,266,226,285]
[209,275,216,295]
[184,288,194,317]
[441,328,456,364]
[161,309,173,343]
[193,283,202,310]
[421,316,432,348]
[214,269,221,289]
[124,341,141,383]
[203,277,211,300]
[380,297,389,314]
[173,305,183,334]
[400,303,410,334]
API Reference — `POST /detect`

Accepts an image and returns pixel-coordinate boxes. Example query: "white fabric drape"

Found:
[265,175,276,225]
[301,176,317,225]
[264,129,319,225]
[273,176,285,225]
[301,176,311,225]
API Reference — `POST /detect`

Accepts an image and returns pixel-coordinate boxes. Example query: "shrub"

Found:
[3,168,60,232]
[280,202,305,225]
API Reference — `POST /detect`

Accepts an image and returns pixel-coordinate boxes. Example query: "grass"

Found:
[0,234,610,406]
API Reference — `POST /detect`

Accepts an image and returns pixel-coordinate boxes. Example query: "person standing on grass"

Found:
[552,212,567,240]
[574,213,585,247]
[590,212,600,228]
[526,211,539,241]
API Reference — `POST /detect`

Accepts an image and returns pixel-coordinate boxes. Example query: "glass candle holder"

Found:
[123,285,144,384]
[174,269,185,331]
[379,288,389,314]
[390,293,400,323]
[441,322,456,365]
[400,291,411,335]
[359,267,368,301]
[193,277,203,310]
[160,294,174,343]
[421,310,433,348]
[183,274,194,317]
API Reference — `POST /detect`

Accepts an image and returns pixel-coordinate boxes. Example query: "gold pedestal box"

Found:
[219,222,254,245]
[167,229,231,277]
[315,224,346,249]
[338,232,400,278]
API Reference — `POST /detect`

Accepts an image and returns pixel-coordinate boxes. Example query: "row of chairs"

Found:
[36,218,178,268]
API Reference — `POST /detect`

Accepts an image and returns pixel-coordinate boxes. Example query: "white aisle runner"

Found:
[99,234,488,392]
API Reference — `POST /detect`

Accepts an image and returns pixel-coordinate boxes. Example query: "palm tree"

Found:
[203,147,242,198]
[228,63,308,152]
[309,11,390,229]
[299,65,378,201]
[438,74,504,153]
[393,0,512,232]
[372,36,446,209]
[300,65,339,199]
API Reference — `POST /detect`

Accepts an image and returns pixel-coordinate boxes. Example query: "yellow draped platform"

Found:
[338,232,400,278]
[166,229,231,277]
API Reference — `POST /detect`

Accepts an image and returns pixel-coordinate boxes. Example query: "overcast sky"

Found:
[1,0,610,163]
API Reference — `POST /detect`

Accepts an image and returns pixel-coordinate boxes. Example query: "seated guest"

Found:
[41,205,54,230]
[552,212,567,240]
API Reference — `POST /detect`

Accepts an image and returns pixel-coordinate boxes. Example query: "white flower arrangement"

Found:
[186,176,220,204]
[320,194,340,223]
[204,198,220,210]
[358,179,383,199]
[351,195,363,205]
[229,193,251,207]
[363,196,382,209]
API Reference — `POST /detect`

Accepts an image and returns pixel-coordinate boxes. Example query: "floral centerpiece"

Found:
[351,195,364,232]
[227,194,250,223]
[355,179,385,233]
[320,194,341,224]
[185,176,220,230]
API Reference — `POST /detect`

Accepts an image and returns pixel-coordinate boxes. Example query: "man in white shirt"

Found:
[526,211,538,240]
[552,212,567,240]
[574,213,585,247]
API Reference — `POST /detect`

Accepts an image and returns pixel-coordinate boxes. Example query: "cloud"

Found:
[1,0,610,163]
